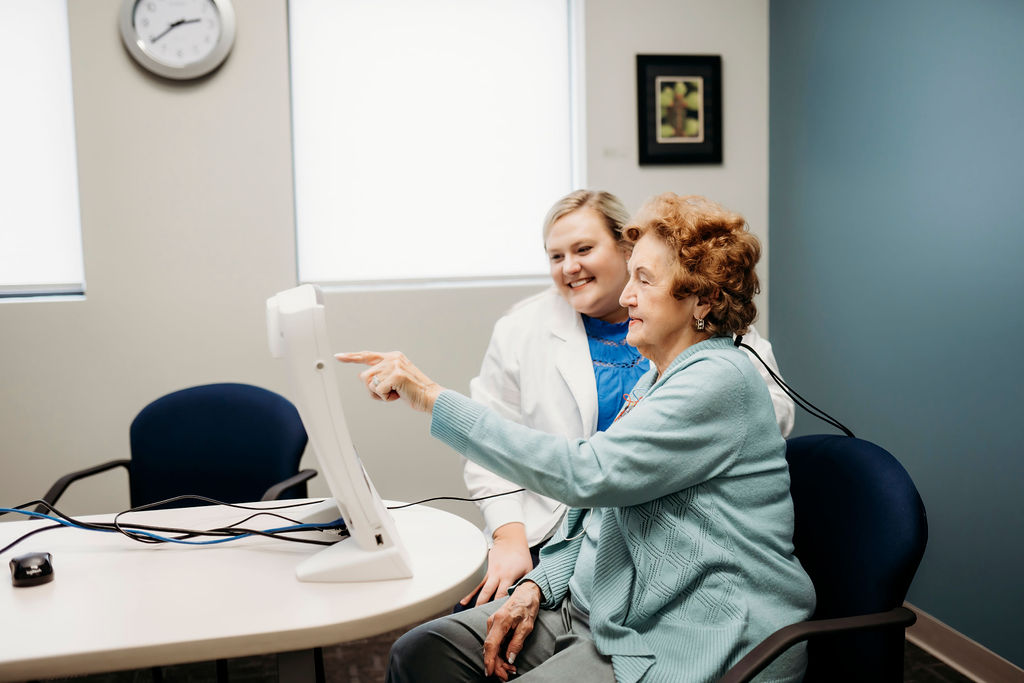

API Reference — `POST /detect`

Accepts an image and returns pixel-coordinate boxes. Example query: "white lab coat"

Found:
[465,287,795,546]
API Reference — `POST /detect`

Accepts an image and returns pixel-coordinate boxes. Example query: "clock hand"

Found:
[150,17,201,43]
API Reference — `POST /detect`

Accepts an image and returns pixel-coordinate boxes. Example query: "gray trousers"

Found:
[386,596,616,682]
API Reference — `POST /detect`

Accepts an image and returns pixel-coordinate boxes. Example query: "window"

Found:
[289,0,582,286]
[0,0,85,298]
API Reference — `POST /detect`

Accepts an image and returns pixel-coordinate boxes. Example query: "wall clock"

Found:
[119,0,236,80]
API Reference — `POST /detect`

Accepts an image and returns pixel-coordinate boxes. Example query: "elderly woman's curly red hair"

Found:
[623,194,761,337]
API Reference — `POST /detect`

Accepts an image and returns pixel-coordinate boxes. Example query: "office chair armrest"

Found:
[717,606,917,683]
[35,459,132,514]
[261,469,318,501]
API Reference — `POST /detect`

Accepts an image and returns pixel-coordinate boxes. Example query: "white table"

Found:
[0,500,486,682]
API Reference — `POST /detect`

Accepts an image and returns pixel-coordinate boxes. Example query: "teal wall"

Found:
[770,0,1024,666]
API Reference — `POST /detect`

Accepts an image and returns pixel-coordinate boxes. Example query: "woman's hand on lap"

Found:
[483,580,541,680]
[461,523,534,608]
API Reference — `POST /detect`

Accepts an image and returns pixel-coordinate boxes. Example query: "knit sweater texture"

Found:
[431,336,815,683]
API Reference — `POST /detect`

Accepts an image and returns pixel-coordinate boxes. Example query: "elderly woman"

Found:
[462,189,795,609]
[337,194,814,683]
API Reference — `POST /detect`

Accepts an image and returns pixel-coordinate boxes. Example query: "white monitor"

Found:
[266,284,412,582]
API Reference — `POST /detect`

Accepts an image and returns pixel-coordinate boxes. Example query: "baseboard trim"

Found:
[905,602,1024,682]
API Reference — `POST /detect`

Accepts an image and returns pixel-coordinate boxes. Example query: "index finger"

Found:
[475,575,500,606]
[460,578,486,606]
[334,351,384,365]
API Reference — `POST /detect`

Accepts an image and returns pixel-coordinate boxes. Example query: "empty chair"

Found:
[40,382,316,511]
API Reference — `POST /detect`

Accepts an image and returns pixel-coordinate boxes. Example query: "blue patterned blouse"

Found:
[582,315,650,432]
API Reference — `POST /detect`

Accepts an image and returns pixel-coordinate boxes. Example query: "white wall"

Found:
[585,0,771,325]
[0,1,768,525]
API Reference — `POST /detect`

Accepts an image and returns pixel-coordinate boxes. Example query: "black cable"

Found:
[4,490,528,554]
[386,488,527,511]
[1,497,349,555]
[0,502,123,554]
[10,498,116,534]
[735,335,855,438]
[22,496,312,543]
[743,340,853,436]
[0,522,65,555]
[110,495,341,544]
[110,496,348,546]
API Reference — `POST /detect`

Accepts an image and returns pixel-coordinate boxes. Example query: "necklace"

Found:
[556,508,592,542]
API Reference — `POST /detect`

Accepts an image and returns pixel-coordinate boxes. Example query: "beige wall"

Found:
[0,1,768,524]
[585,0,771,317]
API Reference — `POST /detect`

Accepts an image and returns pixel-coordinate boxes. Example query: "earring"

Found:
[696,318,705,331]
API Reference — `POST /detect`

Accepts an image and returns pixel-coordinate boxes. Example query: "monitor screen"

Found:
[266,284,411,582]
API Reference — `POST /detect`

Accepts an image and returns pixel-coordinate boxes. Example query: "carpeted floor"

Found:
[43,622,975,683]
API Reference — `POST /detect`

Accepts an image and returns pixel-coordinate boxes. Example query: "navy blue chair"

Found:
[720,434,928,683]
[40,383,316,511]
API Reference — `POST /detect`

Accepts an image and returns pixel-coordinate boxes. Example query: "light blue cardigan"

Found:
[431,336,815,683]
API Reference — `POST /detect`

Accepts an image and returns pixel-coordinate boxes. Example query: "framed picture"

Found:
[636,54,722,165]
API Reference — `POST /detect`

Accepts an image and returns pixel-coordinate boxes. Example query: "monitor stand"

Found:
[290,499,413,583]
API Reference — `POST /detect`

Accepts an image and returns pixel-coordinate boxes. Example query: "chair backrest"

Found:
[786,434,928,682]
[128,383,309,508]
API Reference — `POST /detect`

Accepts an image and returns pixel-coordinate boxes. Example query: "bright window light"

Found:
[289,0,580,285]
[0,0,84,298]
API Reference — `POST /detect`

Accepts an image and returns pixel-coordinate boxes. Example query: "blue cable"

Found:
[119,520,347,546]
[0,507,346,547]
[1,508,102,532]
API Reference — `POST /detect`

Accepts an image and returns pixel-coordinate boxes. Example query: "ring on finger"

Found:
[371,376,381,388]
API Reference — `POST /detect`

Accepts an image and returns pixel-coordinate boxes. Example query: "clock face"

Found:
[132,0,222,69]
[120,0,236,80]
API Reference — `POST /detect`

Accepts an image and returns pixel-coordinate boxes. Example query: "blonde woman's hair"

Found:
[541,190,631,245]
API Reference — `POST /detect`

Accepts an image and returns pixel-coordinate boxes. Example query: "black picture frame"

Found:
[636,54,722,165]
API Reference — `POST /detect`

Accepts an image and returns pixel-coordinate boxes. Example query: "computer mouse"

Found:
[10,552,54,587]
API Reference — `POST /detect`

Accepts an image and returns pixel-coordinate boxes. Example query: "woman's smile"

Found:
[545,207,630,323]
